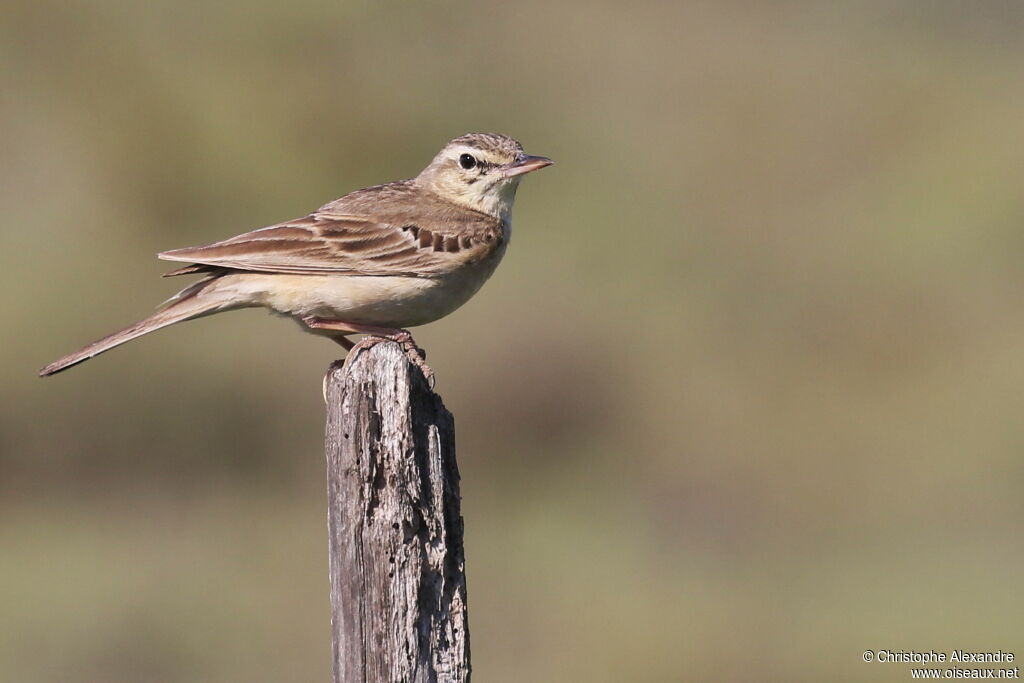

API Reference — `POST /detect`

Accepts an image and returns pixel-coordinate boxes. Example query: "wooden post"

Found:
[324,342,471,683]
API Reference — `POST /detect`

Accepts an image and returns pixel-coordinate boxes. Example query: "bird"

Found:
[39,133,552,379]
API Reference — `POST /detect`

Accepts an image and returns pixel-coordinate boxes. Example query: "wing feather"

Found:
[159,208,502,278]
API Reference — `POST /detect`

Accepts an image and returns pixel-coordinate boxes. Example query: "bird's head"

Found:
[416,133,552,220]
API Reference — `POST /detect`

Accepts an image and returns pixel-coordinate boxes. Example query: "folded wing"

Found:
[159,211,502,279]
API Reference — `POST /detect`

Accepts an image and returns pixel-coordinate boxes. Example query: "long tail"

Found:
[39,278,235,377]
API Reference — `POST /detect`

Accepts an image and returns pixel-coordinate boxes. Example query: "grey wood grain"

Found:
[325,342,470,683]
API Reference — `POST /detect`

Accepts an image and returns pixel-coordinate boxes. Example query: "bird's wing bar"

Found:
[158,213,498,278]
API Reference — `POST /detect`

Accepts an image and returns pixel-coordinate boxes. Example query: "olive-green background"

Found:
[3,1,1022,681]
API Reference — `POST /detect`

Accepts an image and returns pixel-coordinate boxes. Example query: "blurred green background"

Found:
[3,1,1023,681]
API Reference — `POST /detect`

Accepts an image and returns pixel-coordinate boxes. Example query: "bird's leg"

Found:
[302,316,433,385]
[330,335,355,351]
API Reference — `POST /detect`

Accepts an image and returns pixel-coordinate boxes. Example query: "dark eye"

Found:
[459,153,477,170]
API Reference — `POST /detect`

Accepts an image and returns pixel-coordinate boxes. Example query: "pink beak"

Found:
[501,154,553,179]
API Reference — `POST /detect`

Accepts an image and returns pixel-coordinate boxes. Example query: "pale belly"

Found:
[210,263,497,328]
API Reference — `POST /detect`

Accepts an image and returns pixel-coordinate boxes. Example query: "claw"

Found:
[342,330,434,386]
[303,316,436,388]
[391,331,435,386]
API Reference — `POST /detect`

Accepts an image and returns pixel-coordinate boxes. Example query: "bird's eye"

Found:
[459,153,477,170]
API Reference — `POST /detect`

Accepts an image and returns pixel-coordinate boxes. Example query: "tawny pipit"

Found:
[40,133,552,378]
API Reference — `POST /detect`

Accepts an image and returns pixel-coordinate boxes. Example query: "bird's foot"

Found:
[346,330,434,388]
[301,316,434,387]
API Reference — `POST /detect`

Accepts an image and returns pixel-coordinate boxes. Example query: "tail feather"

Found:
[39,279,231,377]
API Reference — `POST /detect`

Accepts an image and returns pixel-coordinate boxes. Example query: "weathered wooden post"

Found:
[324,342,470,683]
